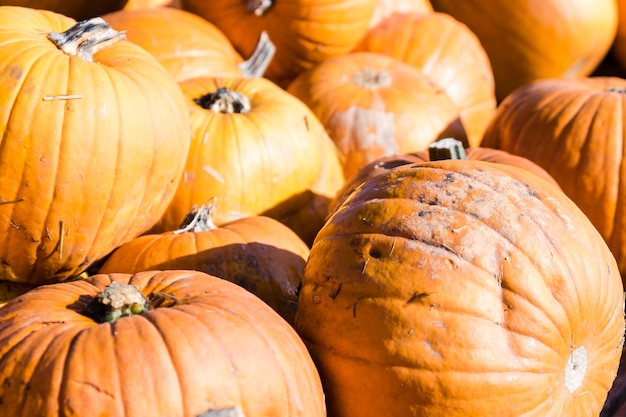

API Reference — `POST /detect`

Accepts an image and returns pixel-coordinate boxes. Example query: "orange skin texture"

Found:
[154,76,345,246]
[353,11,496,147]
[430,0,618,101]
[99,215,310,325]
[0,270,326,416]
[178,0,378,87]
[287,51,466,180]
[367,0,433,27]
[481,76,626,281]
[0,7,191,284]
[103,7,243,82]
[0,0,127,20]
[329,147,561,214]
[296,160,625,417]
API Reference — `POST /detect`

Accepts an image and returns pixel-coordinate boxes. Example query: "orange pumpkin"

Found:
[99,202,310,325]
[329,140,561,214]
[178,0,378,87]
[287,51,466,179]
[0,8,191,284]
[103,7,245,82]
[353,11,496,146]
[153,75,345,246]
[296,159,625,417]
[430,0,619,100]
[367,0,432,27]
[0,270,326,416]
[0,0,127,20]
[480,76,626,281]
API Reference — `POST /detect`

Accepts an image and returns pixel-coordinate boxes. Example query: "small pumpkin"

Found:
[99,202,310,325]
[287,51,466,179]
[153,75,345,246]
[430,0,619,100]
[480,76,626,281]
[0,8,191,284]
[353,11,496,146]
[296,159,625,417]
[178,0,378,87]
[103,7,246,82]
[0,270,326,416]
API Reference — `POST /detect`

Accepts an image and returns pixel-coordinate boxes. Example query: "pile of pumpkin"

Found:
[0,0,625,416]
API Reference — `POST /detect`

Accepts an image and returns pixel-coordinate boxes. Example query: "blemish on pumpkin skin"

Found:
[404,292,429,306]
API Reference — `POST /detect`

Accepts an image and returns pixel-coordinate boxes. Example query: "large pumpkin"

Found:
[103,7,245,82]
[0,8,191,284]
[429,0,618,100]
[0,0,127,20]
[153,75,345,246]
[295,159,625,416]
[353,11,496,146]
[99,203,310,325]
[0,270,326,416]
[287,51,466,179]
[178,0,378,87]
[480,76,626,281]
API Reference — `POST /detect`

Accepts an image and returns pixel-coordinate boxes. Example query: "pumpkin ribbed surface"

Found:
[0,270,326,416]
[295,159,625,417]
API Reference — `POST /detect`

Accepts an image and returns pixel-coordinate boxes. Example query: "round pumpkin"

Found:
[153,75,345,246]
[0,8,191,284]
[178,0,378,87]
[0,270,326,416]
[0,0,127,20]
[367,0,433,27]
[329,141,561,214]
[287,51,466,179]
[353,11,496,147]
[480,76,626,281]
[103,7,245,82]
[99,202,310,325]
[429,0,619,100]
[295,159,625,416]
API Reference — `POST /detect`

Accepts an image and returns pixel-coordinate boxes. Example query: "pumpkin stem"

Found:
[197,407,244,417]
[352,68,392,89]
[245,0,273,16]
[84,281,148,323]
[174,199,218,234]
[48,17,126,62]
[428,138,467,161]
[194,87,251,114]
[238,31,276,78]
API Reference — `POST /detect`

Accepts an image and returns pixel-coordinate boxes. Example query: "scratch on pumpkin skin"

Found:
[404,292,429,306]
[41,94,83,101]
[329,283,342,300]
[0,197,24,205]
[346,297,364,318]
[56,221,65,259]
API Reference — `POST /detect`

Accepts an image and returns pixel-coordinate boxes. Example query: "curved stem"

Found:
[48,17,126,62]
[174,199,219,234]
[428,138,467,161]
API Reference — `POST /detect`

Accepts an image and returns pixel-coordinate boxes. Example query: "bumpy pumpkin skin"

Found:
[0,0,127,20]
[430,0,618,101]
[329,146,561,214]
[155,76,345,246]
[0,7,191,284]
[287,51,466,180]
[0,270,326,417]
[99,215,310,325]
[179,0,377,87]
[353,11,496,147]
[103,7,243,82]
[480,76,626,282]
[296,160,625,417]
